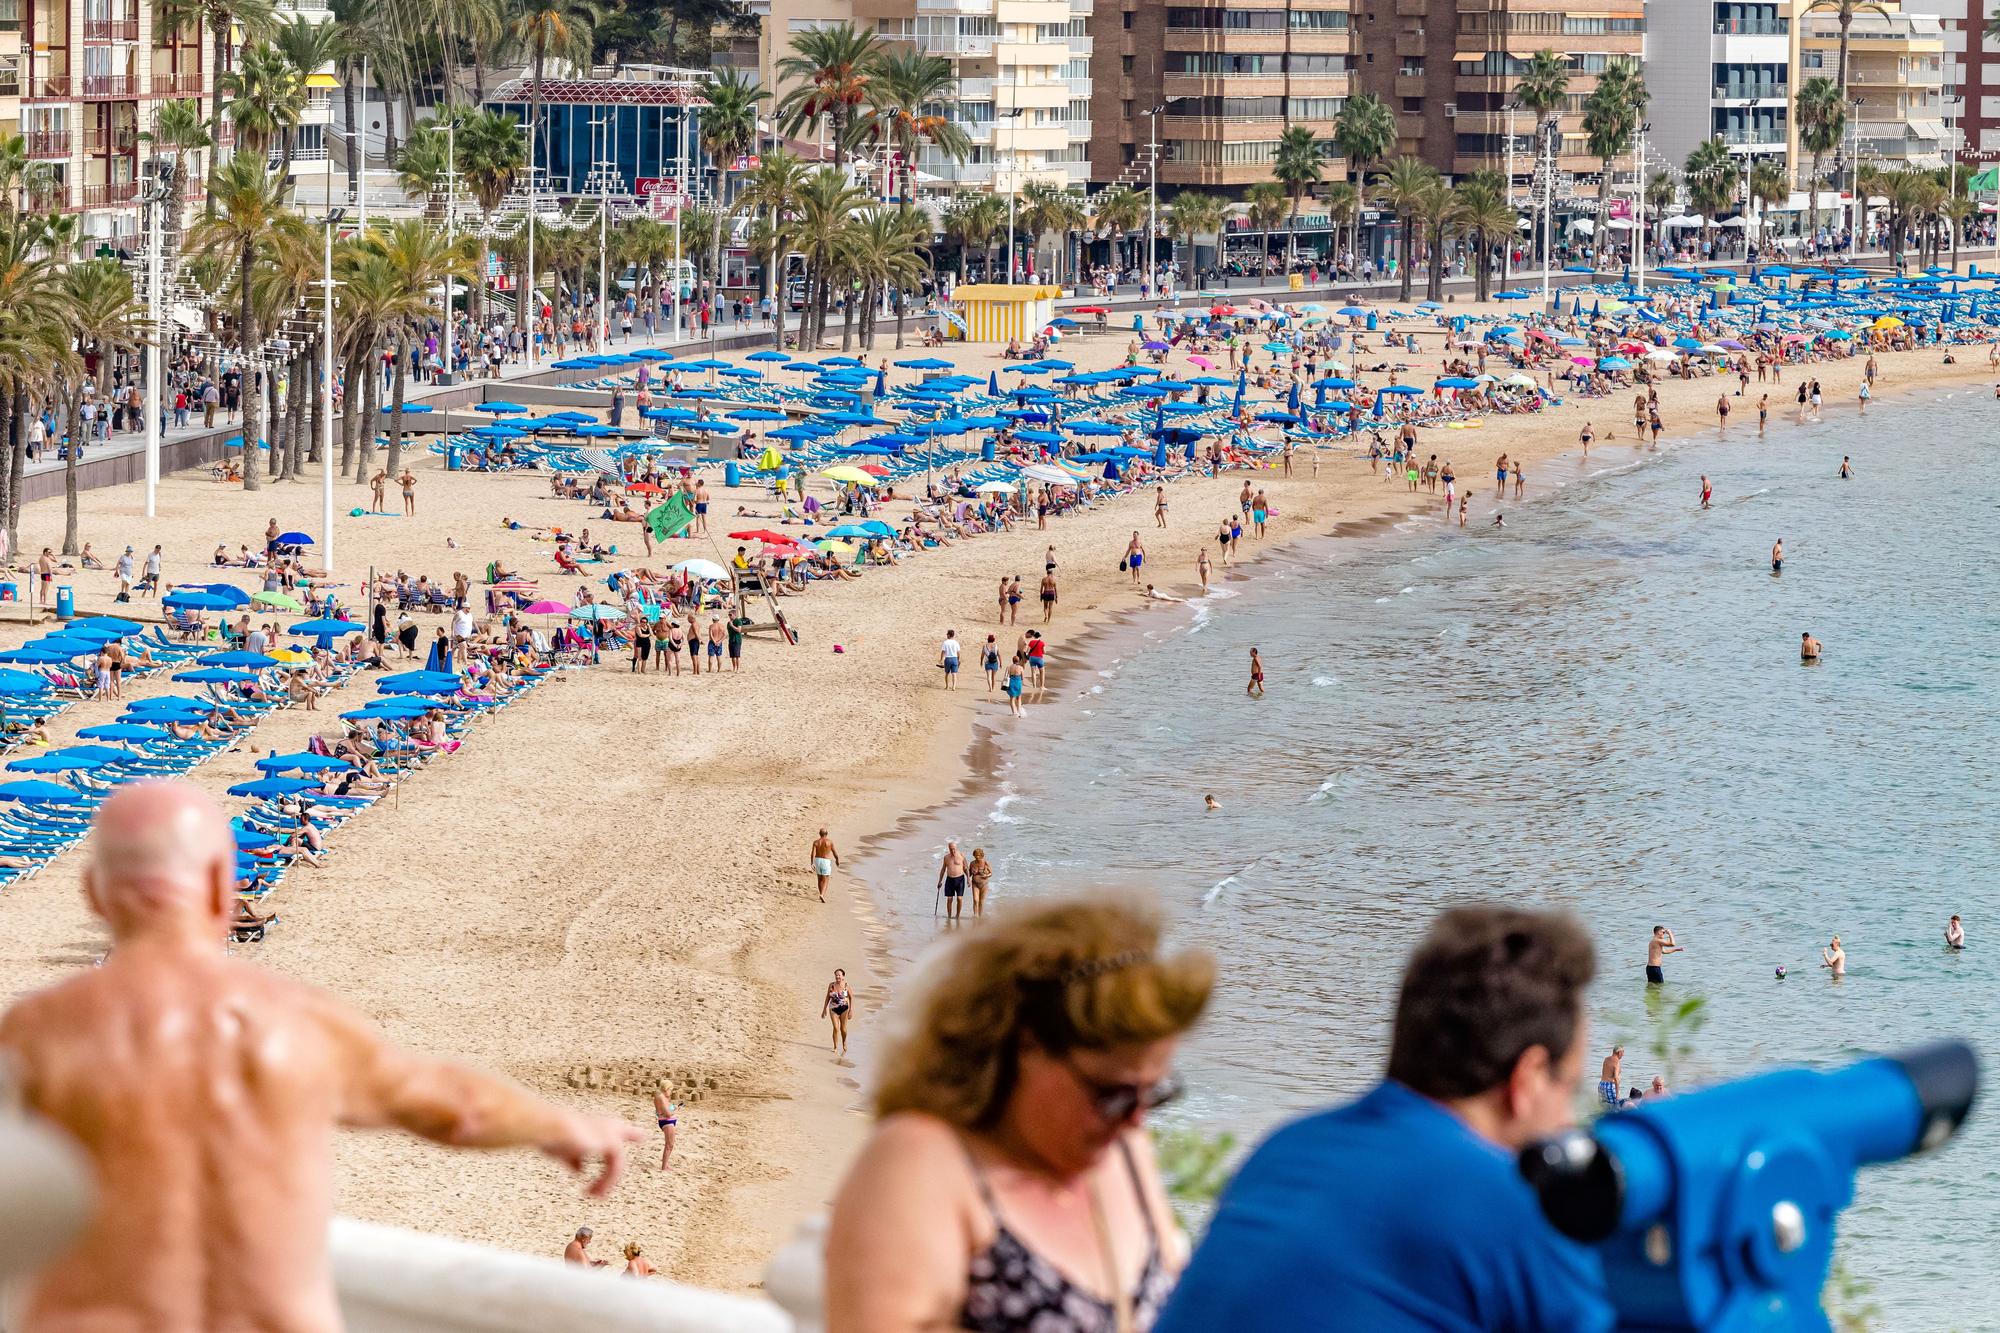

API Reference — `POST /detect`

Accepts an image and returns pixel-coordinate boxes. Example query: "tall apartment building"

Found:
[741,0,1090,192]
[1085,0,1352,195]
[11,0,331,242]
[1901,0,1988,154]
[1645,1,1797,178]
[1799,0,1946,169]
[1348,0,1643,190]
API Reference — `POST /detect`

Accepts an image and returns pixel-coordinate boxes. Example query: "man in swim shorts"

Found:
[1647,925,1681,984]
[937,841,968,921]
[1770,538,1783,573]
[811,827,841,903]
[1801,631,1822,661]
[1598,1046,1623,1110]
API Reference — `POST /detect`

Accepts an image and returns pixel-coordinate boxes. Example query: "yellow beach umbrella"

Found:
[821,466,878,486]
[757,447,784,470]
[815,539,858,555]
[269,647,311,664]
[1872,315,1903,330]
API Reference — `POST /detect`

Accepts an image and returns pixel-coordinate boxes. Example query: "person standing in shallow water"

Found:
[1247,647,1265,699]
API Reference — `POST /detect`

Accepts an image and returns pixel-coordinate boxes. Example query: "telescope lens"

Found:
[1891,1041,1978,1152]
[1518,1129,1624,1244]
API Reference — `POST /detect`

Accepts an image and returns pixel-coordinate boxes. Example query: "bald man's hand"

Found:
[539,1112,645,1198]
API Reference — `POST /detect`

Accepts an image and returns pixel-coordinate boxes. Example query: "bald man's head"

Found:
[84,783,236,940]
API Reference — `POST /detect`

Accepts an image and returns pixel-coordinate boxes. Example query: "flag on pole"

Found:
[646,492,696,542]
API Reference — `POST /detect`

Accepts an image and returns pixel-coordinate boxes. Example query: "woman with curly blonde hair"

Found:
[826,896,1214,1333]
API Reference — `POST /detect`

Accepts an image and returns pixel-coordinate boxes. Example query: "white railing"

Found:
[0,1113,832,1333]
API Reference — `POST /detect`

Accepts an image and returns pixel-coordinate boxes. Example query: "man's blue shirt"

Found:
[1156,1080,1614,1332]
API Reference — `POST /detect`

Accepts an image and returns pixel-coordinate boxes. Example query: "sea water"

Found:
[861,386,1999,1323]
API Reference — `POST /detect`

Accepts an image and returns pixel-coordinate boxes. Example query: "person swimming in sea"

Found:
[1771,537,1784,573]
[1946,915,1966,950]
[1801,631,1822,662]
[1839,456,1853,479]
[1204,793,1221,812]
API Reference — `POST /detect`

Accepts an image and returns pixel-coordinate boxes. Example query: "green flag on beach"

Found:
[646,493,695,542]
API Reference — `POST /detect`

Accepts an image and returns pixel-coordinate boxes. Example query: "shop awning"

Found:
[1451,51,1489,63]
[306,72,338,89]
[1906,119,1947,141]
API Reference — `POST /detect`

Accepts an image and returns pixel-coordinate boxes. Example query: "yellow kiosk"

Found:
[946,284,1062,342]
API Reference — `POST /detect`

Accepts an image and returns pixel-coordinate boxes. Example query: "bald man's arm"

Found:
[310,993,640,1197]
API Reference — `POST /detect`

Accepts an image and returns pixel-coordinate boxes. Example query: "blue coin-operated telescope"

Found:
[1520,1042,1977,1332]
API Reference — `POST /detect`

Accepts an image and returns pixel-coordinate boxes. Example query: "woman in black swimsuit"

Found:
[821,968,853,1056]
[825,898,1214,1333]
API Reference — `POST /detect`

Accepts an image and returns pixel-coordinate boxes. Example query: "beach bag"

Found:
[1118,557,1128,572]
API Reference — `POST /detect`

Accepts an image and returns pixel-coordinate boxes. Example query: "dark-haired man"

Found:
[1156,904,1612,1332]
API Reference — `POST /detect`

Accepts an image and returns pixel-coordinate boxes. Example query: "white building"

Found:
[1645,0,1796,175]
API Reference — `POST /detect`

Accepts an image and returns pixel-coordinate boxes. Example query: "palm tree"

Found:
[1515,49,1570,272]
[738,150,809,349]
[60,262,144,552]
[1321,181,1360,268]
[1682,138,1736,255]
[1453,178,1516,301]
[455,107,527,327]
[152,0,277,189]
[1802,0,1890,104]
[868,48,969,203]
[1794,76,1847,246]
[1749,158,1790,238]
[1244,180,1287,276]
[1416,178,1460,302]
[1374,156,1439,301]
[1018,180,1084,283]
[510,0,599,218]
[700,67,766,332]
[395,123,454,214]
[186,157,295,490]
[1333,92,1395,259]
[141,98,210,238]
[1942,193,1974,272]
[366,218,470,476]
[1089,186,1144,273]
[941,191,1004,283]
[791,167,869,347]
[1164,192,1224,279]
[776,22,882,169]
[1271,126,1324,264]
[221,41,306,168]
[848,207,928,349]
[1583,62,1646,215]
[273,15,345,173]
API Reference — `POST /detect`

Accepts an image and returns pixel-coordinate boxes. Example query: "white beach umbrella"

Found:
[671,559,728,581]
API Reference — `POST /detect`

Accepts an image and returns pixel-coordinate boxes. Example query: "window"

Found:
[1122,54,1134,73]
[1289,9,1349,30]
[1122,10,1131,26]
[1122,98,1133,119]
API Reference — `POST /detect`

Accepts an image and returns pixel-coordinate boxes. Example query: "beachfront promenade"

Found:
[30,251,1850,504]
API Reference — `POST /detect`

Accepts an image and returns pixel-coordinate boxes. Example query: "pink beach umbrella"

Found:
[522,599,571,615]
[1188,354,1215,370]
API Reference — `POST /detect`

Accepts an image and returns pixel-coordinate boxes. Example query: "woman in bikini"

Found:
[821,968,853,1056]
[652,1085,680,1170]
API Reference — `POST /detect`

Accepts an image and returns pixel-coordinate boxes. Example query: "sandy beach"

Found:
[0,295,1986,1288]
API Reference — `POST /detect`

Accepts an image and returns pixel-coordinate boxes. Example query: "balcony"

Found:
[1713,84,1788,103]
[1717,127,1786,147]
[81,74,136,97]
[1715,19,1787,36]
[151,72,202,96]
[24,130,70,157]
[1069,34,1091,55]
[75,180,140,209]
[82,17,139,40]
[83,127,138,153]
[25,75,72,101]
[955,77,995,102]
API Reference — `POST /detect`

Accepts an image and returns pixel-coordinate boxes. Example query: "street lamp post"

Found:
[316,207,345,575]
[1503,102,1517,288]
[525,112,538,363]
[1143,102,1164,295]
[1634,121,1649,296]
[1540,120,1555,303]
[141,166,169,518]
[439,115,457,385]
[1001,107,1025,283]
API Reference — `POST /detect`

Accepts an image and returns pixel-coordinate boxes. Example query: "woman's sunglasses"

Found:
[1062,1058,1184,1124]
